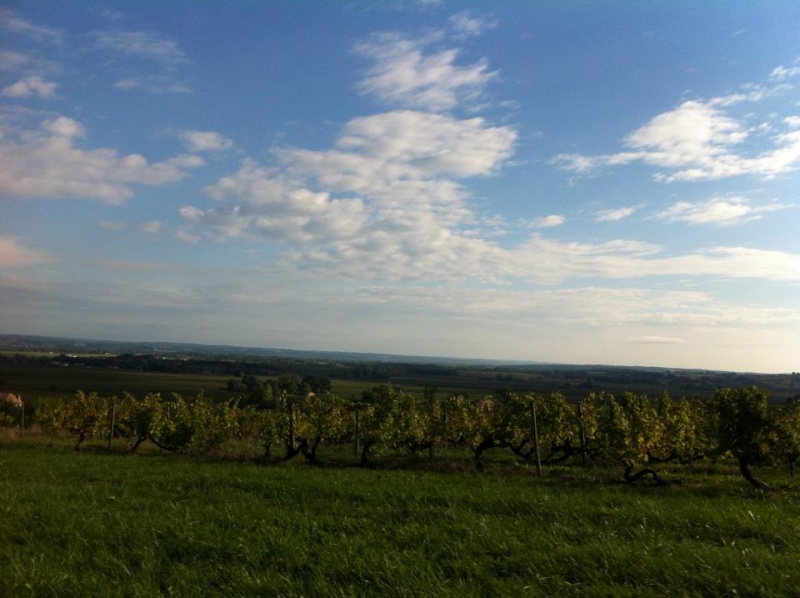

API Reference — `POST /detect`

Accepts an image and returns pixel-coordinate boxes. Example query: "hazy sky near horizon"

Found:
[1,1,799,372]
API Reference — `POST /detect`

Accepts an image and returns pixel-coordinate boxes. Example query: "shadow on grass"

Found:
[11,434,799,497]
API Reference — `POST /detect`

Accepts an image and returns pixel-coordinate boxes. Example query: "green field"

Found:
[0,362,750,407]
[0,363,229,400]
[0,364,428,409]
[2,436,799,597]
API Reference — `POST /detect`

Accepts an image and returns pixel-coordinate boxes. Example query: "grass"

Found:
[2,436,800,597]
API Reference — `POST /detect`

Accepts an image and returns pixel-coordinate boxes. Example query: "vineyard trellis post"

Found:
[354,408,360,456]
[107,398,116,450]
[287,399,295,459]
[531,400,542,476]
[577,403,587,465]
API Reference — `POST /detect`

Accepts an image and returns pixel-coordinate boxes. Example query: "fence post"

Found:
[531,401,542,476]
[577,403,587,466]
[354,408,360,456]
[442,409,447,451]
[287,401,295,458]
[108,399,116,450]
[20,396,25,437]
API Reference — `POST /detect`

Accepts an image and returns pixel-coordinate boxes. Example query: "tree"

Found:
[302,376,332,395]
[276,374,303,396]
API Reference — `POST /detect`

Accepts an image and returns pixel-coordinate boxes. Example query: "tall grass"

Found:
[1,440,799,596]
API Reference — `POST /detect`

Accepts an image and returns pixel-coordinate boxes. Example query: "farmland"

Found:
[2,336,799,596]
[1,346,797,406]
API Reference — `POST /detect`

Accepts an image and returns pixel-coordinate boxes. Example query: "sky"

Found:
[1,1,799,373]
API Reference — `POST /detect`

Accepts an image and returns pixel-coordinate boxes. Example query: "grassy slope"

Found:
[2,439,799,597]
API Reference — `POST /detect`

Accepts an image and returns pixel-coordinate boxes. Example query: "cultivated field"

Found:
[2,356,799,596]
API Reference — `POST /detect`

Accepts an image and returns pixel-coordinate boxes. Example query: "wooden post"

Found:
[531,401,542,477]
[354,408,360,456]
[20,396,25,436]
[577,403,587,466]
[429,400,435,458]
[288,401,295,457]
[108,400,116,450]
[442,409,447,451]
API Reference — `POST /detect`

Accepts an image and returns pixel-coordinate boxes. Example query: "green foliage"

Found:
[384,389,430,453]
[0,398,21,427]
[654,395,705,462]
[115,392,161,451]
[708,387,771,459]
[292,392,348,461]
[707,386,774,488]
[25,385,799,488]
[51,390,109,449]
[769,398,800,474]
[237,405,280,457]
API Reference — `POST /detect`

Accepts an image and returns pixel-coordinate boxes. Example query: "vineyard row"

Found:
[6,386,799,489]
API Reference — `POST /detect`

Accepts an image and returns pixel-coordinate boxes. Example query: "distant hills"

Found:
[2,333,796,403]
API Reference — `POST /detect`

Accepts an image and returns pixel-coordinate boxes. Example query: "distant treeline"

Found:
[0,352,457,381]
[1,351,797,403]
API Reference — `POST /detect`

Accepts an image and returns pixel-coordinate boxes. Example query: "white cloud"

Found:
[114,77,191,95]
[355,30,497,111]
[42,115,84,137]
[140,221,163,234]
[98,221,126,232]
[189,108,515,261]
[333,110,516,177]
[0,236,49,267]
[175,229,200,244]
[532,214,565,228]
[656,196,789,225]
[177,22,799,293]
[448,11,497,38]
[179,205,205,222]
[708,83,787,108]
[493,237,800,285]
[183,22,513,264]
[92,30,190,94]
[1,75,57,98]
[656,247,800,282]
[184,109,800,287]
[595,206,638,222]
[770,64,800,81]
[0,116,205,203]
[180,130,234,152]
[632,335,685,344]
[0,50,32,71]
[348,284,799,333]
[555,98,800,182]
[92,31,187,64]
[0,49,59,76]
[0,9,62,44]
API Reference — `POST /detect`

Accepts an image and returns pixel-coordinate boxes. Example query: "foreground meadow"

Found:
[1,438,799,597]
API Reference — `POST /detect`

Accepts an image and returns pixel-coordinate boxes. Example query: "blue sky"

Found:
[1,1,799,372]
